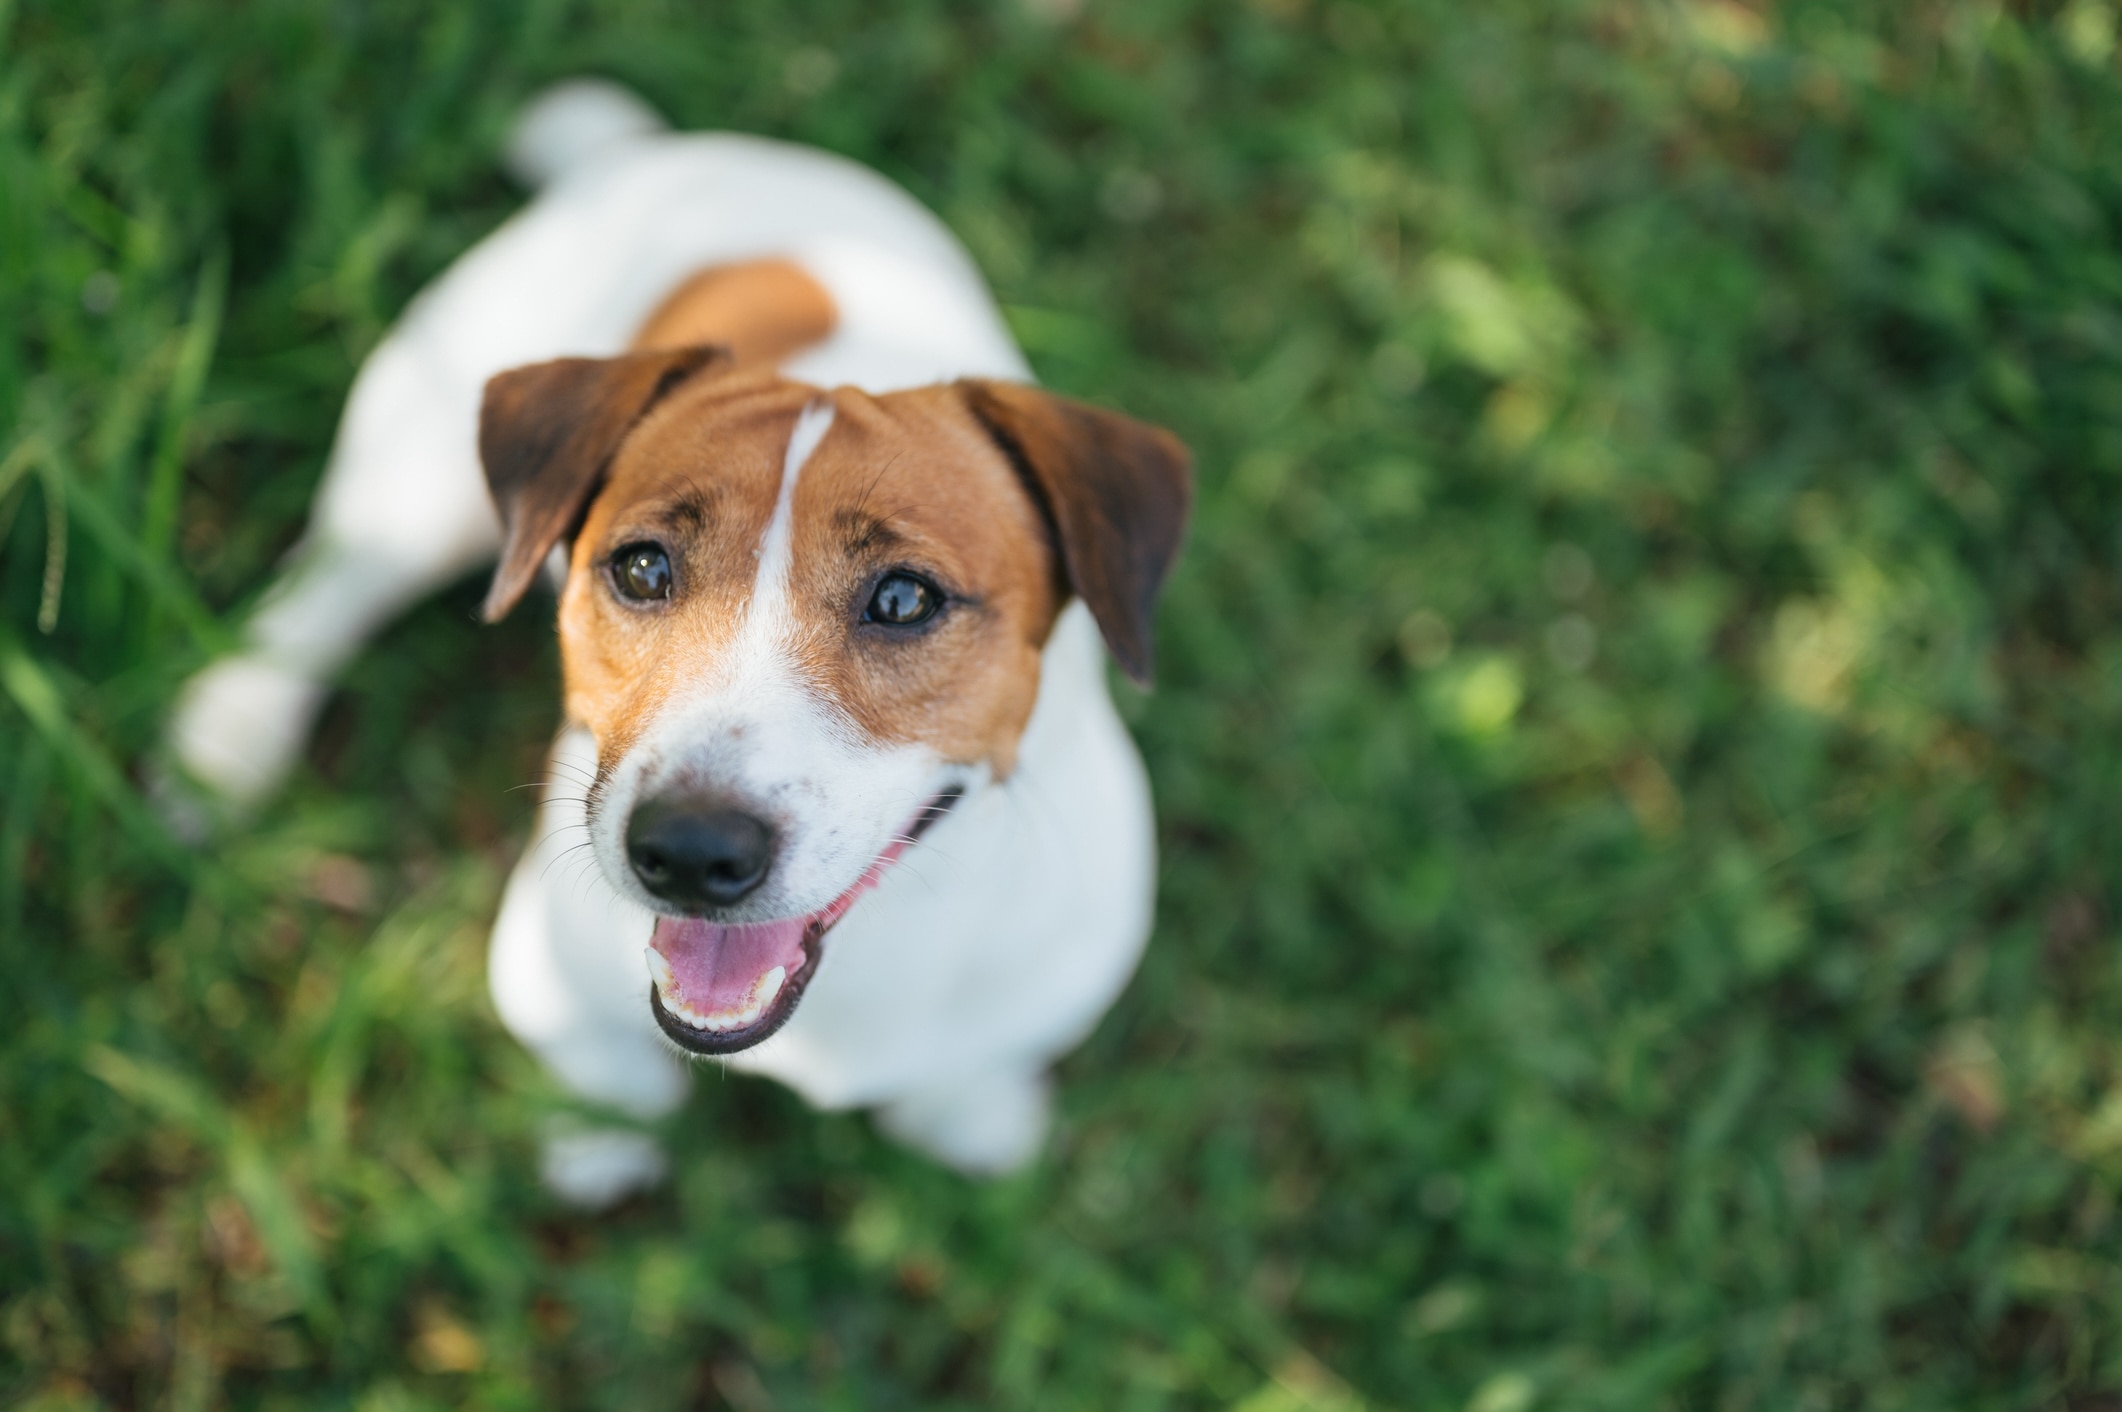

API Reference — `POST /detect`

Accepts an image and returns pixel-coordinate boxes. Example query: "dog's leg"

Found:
[874,1066,1052,1175]
[165,331,500,820]
[165,82,685,821]
[490,729,690,1207]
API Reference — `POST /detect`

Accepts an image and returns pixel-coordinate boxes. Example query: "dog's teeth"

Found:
[650,954,788,1032]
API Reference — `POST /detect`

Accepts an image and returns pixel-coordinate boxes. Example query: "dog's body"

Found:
[168,84,1186,1203]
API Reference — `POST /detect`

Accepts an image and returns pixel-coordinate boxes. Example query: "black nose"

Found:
[625,799,774,909]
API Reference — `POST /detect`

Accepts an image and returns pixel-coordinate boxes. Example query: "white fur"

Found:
[168,84,1153,1197]
[768,401,837,563]
[504,79,667,189]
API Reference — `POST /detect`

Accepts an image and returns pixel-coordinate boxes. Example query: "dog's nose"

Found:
[625,799,774,910]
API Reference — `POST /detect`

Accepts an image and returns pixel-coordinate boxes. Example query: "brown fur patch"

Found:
[631,258,837,364]
[556,370,795,764]
[788,385,1059,776]
[478,345,726,622]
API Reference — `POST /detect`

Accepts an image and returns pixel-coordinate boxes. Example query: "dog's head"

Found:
[479,347,1190,1054]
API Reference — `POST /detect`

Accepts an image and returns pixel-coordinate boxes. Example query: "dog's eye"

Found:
[866,572,941,626]
[612,543,673,601]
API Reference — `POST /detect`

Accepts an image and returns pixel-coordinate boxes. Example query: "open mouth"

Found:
[645,790,961,1055]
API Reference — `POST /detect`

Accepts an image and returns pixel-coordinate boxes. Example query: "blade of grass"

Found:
[40,440,231,655]
[0,734,48,938]
[0,632,186,871]
[0,433,36,525]
[142,246,227,562]
[34,459,63,633]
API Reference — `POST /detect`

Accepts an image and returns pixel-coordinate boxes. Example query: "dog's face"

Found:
[478,349,1189,1055]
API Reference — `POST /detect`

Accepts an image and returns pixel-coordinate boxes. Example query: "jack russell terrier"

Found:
[166,81,1191,1204]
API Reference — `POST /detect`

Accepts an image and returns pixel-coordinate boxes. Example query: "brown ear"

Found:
[478,345,726,622]
[959,380,1192,686]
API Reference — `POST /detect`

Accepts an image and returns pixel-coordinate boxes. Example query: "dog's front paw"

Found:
[164,654,328,820]
[540,1124,670,1208]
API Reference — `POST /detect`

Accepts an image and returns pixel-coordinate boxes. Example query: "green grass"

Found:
[5,0,2122,1407]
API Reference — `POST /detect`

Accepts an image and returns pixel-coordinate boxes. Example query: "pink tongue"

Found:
[648,836,913,1015]
[650,914,808,1014]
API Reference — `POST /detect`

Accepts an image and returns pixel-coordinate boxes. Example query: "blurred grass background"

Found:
[5,0,2122,1407]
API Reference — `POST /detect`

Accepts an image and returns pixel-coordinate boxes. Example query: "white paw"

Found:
[164,654,327,814]
[540,1124,669,1208]
[875,1069,1051,1176]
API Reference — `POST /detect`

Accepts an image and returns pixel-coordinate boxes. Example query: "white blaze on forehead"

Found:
[749,397,836,629]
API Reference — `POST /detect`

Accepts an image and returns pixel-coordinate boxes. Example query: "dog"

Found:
[166,81,1191,1204]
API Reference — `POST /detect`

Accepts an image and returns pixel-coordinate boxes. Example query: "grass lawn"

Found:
[6,0,2122,1407]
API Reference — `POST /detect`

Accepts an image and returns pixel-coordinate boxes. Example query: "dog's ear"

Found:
[478,345,726,622]
[959,380,1192,687]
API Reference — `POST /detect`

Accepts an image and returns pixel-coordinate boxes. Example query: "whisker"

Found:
[539,838,599,884]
